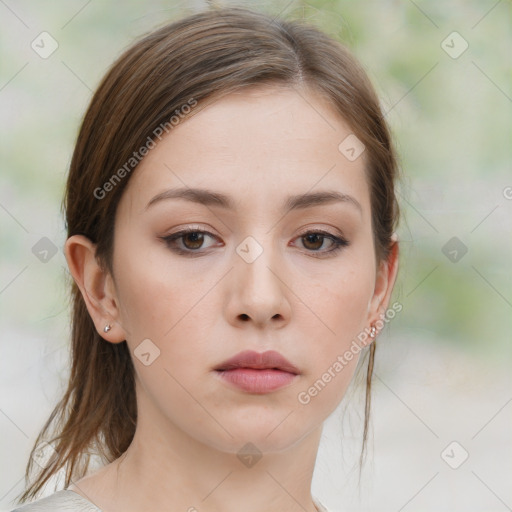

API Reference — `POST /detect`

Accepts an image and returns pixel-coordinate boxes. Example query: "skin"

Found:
[65,85,399,512]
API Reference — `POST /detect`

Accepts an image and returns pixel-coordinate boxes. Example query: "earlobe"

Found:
[64,235,126,343]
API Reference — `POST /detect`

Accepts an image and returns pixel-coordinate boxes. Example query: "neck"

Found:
[85,389,324,512]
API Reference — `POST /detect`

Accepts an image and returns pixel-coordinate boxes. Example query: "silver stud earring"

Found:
[369,325,377,339]
[103,324,112,333]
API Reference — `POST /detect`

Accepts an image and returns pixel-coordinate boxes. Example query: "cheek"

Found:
[293,256,375,407]
[294,275,371,416]
[114,267,168,338]
[112,231,185,334]
[112,240,222,374]
[296,263,375,343]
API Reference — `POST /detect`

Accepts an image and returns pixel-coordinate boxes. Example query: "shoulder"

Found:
[314,497,340,512]
[10,490,102,512]
[13,490,333,512]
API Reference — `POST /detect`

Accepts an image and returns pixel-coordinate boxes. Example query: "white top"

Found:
[11,489,334,511]
[11,490,101,511]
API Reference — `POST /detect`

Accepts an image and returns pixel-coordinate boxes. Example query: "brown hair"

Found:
[17,4,399,503]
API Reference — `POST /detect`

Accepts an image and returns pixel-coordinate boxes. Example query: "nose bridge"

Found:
[235,232,279,294]
[230,231,289,325]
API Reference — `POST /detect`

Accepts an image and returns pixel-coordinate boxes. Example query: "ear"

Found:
[64,234,127,343]
[367,234,400,337]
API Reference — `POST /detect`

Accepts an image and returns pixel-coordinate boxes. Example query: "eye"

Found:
[160,227,349,258]
[294,230,349,258]
[160,228,220,255]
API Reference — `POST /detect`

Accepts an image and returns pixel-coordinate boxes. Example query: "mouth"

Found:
[214,350,300,394]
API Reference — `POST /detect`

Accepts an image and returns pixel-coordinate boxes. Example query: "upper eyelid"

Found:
[165,227,344,240]
[166,222,345,236]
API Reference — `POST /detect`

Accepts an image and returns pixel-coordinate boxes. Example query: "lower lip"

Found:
[216,368,298,393]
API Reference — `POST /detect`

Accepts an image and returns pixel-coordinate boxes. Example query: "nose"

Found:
[224,235,292,329]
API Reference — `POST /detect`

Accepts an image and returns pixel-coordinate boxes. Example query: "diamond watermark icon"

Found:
[442,236,468,263]
[32,237,58,263]
[32,441,58,469]
[441,441,469,469]
[236,236,263,264]
[31,31,59,59]
[338,134,365,162]
[441,31,468,59]
[134,338,161,366]
[237,442,262,468]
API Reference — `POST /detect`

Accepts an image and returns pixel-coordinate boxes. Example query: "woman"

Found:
[12,5,399,511]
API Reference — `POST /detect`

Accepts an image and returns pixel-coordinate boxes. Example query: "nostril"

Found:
[240,314,250,321]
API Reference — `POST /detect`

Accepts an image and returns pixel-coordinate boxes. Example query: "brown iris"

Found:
[182,232,205,250]
[301,233,325,251]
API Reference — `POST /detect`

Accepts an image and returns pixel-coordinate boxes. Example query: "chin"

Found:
[201,410,318,456]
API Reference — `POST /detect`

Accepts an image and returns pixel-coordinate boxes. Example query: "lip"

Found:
[214,350,300,394]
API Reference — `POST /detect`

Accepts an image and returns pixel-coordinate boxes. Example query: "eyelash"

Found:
[160,227,349,258]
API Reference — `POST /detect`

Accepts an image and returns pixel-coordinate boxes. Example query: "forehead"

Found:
[120,85,370,217]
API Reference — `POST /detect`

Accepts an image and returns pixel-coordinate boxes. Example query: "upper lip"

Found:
[214,350,300,374]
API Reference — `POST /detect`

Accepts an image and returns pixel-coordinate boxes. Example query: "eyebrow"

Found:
[145,187,362,214]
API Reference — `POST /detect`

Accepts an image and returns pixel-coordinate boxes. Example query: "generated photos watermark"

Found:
[297,301,403,405]
[93,98,198,200]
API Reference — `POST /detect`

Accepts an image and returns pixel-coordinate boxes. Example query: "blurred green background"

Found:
[1,1,511,511]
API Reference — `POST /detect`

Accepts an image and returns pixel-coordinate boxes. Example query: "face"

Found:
[106,85,395,454]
